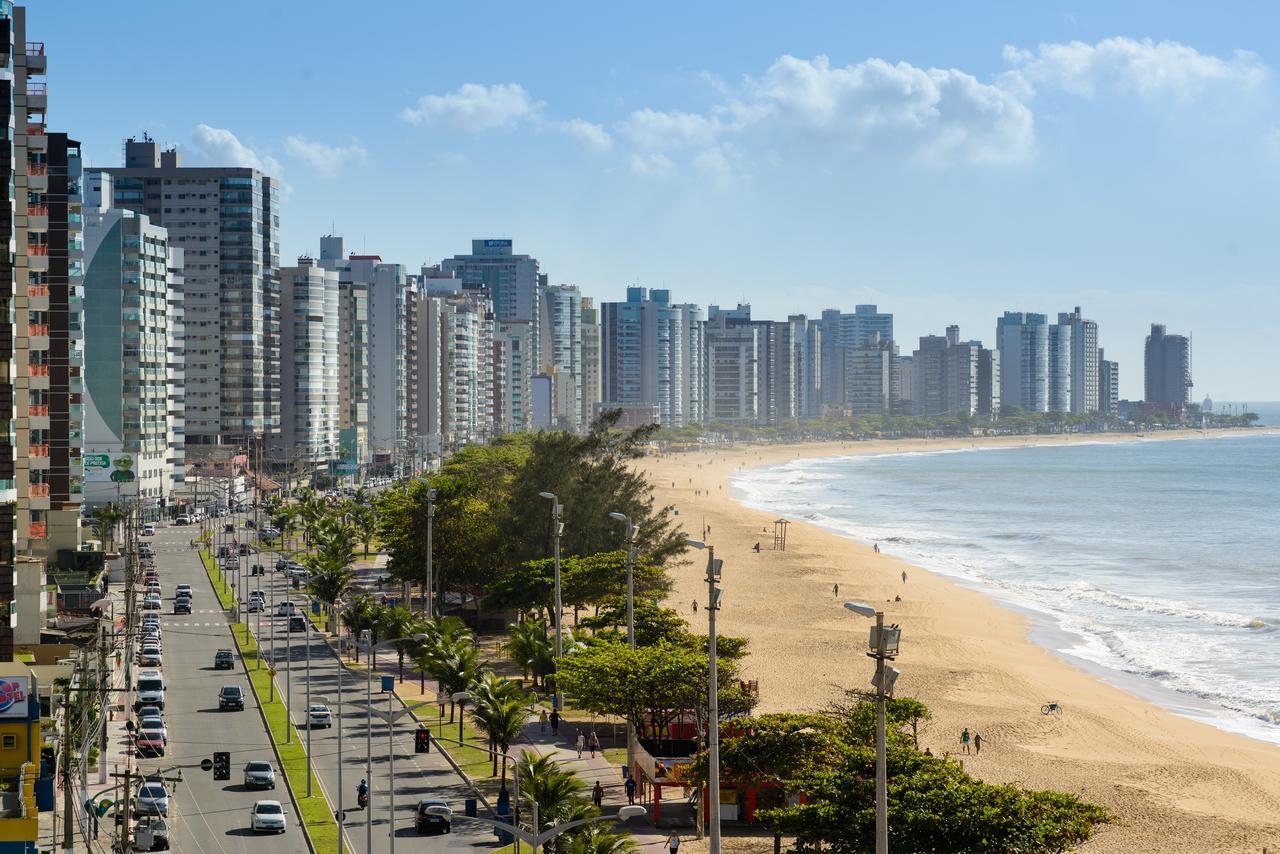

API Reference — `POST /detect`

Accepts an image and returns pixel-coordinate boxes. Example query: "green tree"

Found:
[468,672,529,780]
[90,503,125,552]
[349,501,378,557]
[567,826,636,854]
[506,617,551,685]
[375,605,423,682]
[516,752,596,854]
[418,632,486,721]
[339,595,378,662]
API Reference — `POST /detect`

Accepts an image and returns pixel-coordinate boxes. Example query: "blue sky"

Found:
[49,1,1280,400]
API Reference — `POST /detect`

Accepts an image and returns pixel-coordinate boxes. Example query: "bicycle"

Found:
[1041,701,1062,715]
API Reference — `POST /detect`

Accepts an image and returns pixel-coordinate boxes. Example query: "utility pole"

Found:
[705,546,722,854]
[425,489,436,618]
[538,493,564,711]
[61,683,72,850]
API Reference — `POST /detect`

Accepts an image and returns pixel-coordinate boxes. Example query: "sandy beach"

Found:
[642,430,1280,853]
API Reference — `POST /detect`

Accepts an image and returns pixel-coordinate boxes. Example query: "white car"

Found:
[142,525,156,537]
[307,704,332,729]
[174,515,191,525]
[175,584,193,600]
[135,781,169,816]
[138,715,167,740]
[250,800,286,833]
[142,594,162,611]
[139,644,162,667]
[275,601,296,617]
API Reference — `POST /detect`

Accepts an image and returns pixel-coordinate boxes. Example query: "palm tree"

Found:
[375,605,422,682]
[91,503,125,552]
[516,752,596,853]
[421,634,486,721]
[568,827,636,854]
[339,595,377,661]
[507,618,551,687]
[350,502,378,557]
[469,673,529,781]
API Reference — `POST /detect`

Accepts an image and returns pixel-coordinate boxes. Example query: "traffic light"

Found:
[415,728,431,753]
[213,751,230,781]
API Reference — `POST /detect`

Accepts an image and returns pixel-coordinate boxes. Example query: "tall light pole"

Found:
[425,488,436,618]
[608,512,638,650]
[538,492,564,711]
[361,631,428,853]
[686,537,723,854]
[844,601,901,854]
[316,684,344,854]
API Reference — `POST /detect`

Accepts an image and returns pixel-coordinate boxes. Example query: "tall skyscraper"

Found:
[1144,323,1191,410]
[1059,307,1099,414]
[579,297,602,428]
[441,238,540,362]
[820,304,893,409]
[83,208,181,522]
[601,287,702,427]
[495,319,533,433]
[539,283,582,431]
[318,236,369,468]
[913,328,999,419]
[365,260,408,458]
[89,138,280,448]
[846,332,893,416]
[1047,321,1072,413]
[1098,349,1119,416]
[788,315,823,418]
[996,312,1049,413]
[705,307,762,424]
[271,258,339,468]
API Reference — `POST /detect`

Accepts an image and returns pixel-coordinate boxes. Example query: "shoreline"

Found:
[641,428,1280,853]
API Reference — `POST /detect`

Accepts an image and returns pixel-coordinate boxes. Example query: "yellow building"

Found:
[0,667,40,854]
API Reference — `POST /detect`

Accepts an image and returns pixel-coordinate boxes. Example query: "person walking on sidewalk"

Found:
[625,775,636,805]
[589,730,600,758]
[592,780,604,807]
[576,731,585,758]
[539,709,547,734]
[668,832,681,854]
[549,709,560,735]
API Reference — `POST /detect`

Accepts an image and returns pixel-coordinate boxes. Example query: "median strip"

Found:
[200,550,341,852]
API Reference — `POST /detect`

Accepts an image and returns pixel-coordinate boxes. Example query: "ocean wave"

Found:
[1063,581,1267,630]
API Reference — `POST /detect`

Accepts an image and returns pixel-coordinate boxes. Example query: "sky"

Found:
[45,1,1280,401]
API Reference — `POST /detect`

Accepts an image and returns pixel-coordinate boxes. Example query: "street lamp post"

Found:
[367,700,431,854]
[450,691,471,746]
[844,601,901,854]
[687,537,723,854]
[425,489,436,618]
[608,512,638,650]
[432,734,521,852]
[538,492,564,711]
[361,631,429,853]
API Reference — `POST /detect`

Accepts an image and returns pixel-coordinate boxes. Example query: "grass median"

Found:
[201,550,341,852]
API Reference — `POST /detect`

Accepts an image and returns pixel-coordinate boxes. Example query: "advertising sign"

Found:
[0,677,29,717]
[83,454,110,476]
[85,449,135,484]
[483,239,512,249]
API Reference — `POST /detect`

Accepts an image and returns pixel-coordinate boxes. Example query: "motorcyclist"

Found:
[357,778,368,805]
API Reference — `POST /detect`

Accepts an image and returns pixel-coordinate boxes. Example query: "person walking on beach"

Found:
[692,600,698,613]
[592,780,604,807]
[974,732,983,755]
[549,709,560,735]
[833,583,839,597]
[902,570,908,584]
[590,730,601,758]
[576,731,586,758]
[960,728,971,754]
[668,832,681,854]
[539,709,547,734]
[625,774,637,805]
[874,543,880,553]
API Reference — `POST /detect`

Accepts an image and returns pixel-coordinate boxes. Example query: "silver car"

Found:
[135,781,169,816]
[243,761,276,789]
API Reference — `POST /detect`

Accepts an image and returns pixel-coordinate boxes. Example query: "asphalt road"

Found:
[234,523,504,853]
[137,523,309,854]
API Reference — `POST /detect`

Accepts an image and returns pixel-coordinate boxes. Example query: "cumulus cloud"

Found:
[400,83,542,130]
[283,136,367,175]
[557,118,613,152]
[187,124,282,175]
[626,153,674,176]
[618,108,722,150]
[1003,37,1267,99]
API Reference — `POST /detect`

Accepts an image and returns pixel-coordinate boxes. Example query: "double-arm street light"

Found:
[359,630,429,853]
[368,699,433,854]
[686,537,724,854]
[608,512,639,650]
[844,601,901,854]
[425,488,437,618]
[538,492,565,711]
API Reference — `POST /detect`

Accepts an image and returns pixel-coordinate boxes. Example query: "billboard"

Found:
[85,450,136,484]
[483,239,512,249]
[0,676,29,718]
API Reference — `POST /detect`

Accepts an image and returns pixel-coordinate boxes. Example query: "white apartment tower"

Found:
[271,258,339,467]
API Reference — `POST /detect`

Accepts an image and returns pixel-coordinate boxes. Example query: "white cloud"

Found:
[619,108,722,150]
[557,118,613,153]
[626,153,674,176]
[1003,37,1267,99]
[283,136,367,175]
[400,83,542,131]
[187,124,282,175]
[1268,128,1280,159]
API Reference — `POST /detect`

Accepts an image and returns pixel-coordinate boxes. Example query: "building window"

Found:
[1,735,15,749]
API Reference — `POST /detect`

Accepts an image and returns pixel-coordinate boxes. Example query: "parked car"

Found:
[250,800,286,834]
[242,761,276,790]
[137,705,163,721]
[133,815,171,851]
[135,724,166,757]
[213,649,235,670]
[218,685,245,711]
[143,594,162,611]
[134,781,169,817]
[135,671,166,710]
[138,715,167,740]
[307,704,332,728]
[174,515,191,525]
[139,644,163,667]
[274,557,288,571]
[415,799,452,834]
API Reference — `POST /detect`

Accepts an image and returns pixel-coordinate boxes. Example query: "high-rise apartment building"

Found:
[271,258,339,468]
[705,309,761,424]
[846,332,893,416]
[996,312,1049,413]
[788,315,823,419]
[318,235,368,468]
[495,320,533,434]
[1098,349,1119,416]
[424,283,498,447]
[913,328,999,419]
[1144,323,1191,410]
[1059,307,1099,414]
[819,305,893,410]
[366,260,407,458]
[601,287,703,427]
[579,297,602,428]
[539,283,582,431]
[442,238,539,361]
[83,208,181,521]
[89,139,280,447]
[1047,321,1072,413]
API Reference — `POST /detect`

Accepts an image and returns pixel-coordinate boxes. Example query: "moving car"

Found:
[175,584,192,600]
[415,798,452,834]
[134,780,169,817]
[239,543,252,555]
[288,615,307,633]
[306,704,332,729]
[276,601,296,617]
[135,671,166,710]
[251,563,265,576]
[174,515,191,525]
[246,597,262,613]
[250,800,286,833]
[213,649,235,670]
[243,761,276,790]
[218,685,245,711]
[173,597,191,615]
[142,524,156,537]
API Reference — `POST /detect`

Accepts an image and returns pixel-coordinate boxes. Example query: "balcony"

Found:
[24,81,46,111]
[24,42,45,74]
[26,244,47,257]
[26,404,47,417]
[26,324,47,337]
[28,483,48,497]
[26,365,46,377]
[24,126,46,151]
[26,285,47,298]
[25,204,47,231]
[28,444,47,457]
[28,521,47,539]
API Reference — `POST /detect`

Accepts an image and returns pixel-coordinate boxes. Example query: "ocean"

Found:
[733,431,1280,743]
